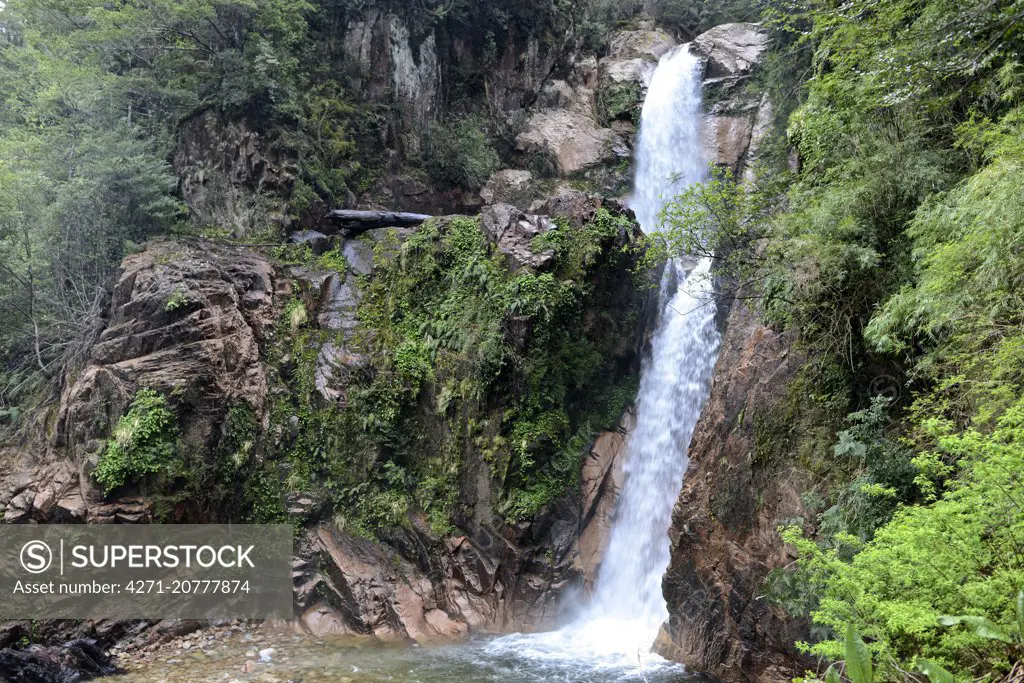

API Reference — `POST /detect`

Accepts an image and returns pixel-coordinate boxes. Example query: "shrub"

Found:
[94,389,177,494]
[598,81,644,125]
[784,397,1024,679]
[425,115,501,190]
[164,287,190,312]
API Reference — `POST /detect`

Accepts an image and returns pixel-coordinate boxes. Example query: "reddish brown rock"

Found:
[655,300,815,682]
[1,240,286,522]
[309,525,468,641]
[575,412,631,589]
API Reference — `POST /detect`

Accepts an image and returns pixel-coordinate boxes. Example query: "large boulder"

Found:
[597,25,678,124]
[41,240,282,515]
[480,169,536,208]
[516,110,625,176]
[516,40,643,178]
[692,23,769,79]
[480,203,556,272]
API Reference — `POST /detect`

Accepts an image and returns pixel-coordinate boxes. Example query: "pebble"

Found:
[258,647,275,663]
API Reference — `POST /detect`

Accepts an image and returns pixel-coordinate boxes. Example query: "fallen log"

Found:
[326,210,432,233]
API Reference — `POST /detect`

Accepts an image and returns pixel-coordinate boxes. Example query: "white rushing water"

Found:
[474,45,723,680]
[588,42,718,628]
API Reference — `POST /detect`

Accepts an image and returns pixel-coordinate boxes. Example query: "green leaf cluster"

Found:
[94,388,178,493]
[249,210,645,538]
[350,211,644,526]
[783,398,1024,678]
[425,115,501,190]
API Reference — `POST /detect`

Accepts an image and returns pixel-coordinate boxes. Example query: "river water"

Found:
[106,44,721,683]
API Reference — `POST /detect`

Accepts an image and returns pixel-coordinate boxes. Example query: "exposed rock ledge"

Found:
[515,23,674,178]
[694,23,771,174]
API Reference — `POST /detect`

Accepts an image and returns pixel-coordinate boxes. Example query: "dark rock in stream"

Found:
[0,639,119,683]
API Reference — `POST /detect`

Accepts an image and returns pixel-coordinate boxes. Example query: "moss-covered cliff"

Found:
[0,190,655,639]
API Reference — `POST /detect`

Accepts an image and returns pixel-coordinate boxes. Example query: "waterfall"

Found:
[479,46,722,678]
[630,46,708,231]
[572,43,721,657]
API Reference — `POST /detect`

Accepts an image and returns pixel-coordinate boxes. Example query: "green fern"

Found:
[94,388,177,494]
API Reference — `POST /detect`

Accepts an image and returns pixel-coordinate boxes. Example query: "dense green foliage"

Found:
[0,0,604,425]
[0,0,311,418]
[261,211,645,536]
[92,385,284,521]
[591,0,760,40]
[785,402,1024,673]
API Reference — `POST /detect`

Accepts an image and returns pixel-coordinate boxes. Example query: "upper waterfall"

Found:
[631,46,708,232]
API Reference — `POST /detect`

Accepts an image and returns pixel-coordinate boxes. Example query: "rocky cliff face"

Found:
[174,111,298,236]
[3,240,287,525]
[692,23,771,174]
[0,188,651,654]
[0,15,813,683]
[654,301,817,682]
[514,21,675,194]
[283,190,652,639]
[170,14,683,230]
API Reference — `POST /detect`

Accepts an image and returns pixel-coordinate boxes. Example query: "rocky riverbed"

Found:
[104,622,709,683]
[109,621,426,683]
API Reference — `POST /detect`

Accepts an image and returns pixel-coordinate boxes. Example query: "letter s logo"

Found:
[20,541,52,574]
